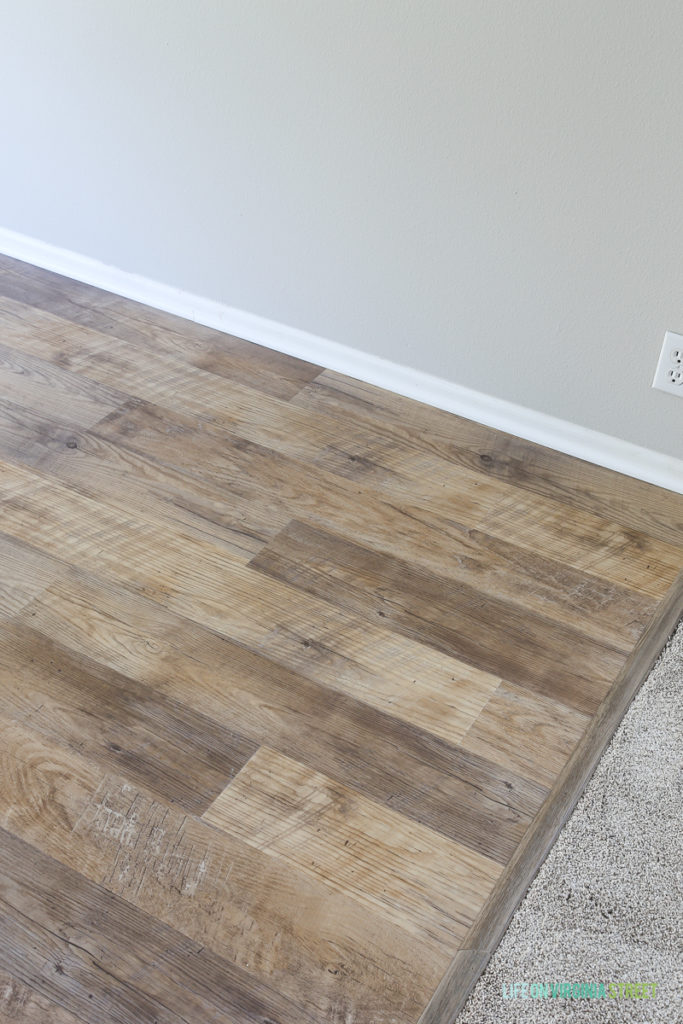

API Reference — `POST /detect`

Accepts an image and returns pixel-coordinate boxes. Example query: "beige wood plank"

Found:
[52,283,323,400]
[0,397,269,560]
[0,293,100,362]
[0,621,257,813]
[0,533,64,621]
[459,681,590,790]
[0,459,254,610]
[0,829,320,1024]
[204,747,501,948]
[0,340,122,428]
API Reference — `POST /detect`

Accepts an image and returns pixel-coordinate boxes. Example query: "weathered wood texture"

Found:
[0,255,681,1024]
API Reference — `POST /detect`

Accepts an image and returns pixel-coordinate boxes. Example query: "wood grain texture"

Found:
[0,721,443,1023]
[203,746,502,948]
[459,681,590,790]
[293,368,683,547]
[0,621,257,813]
[0,256,682,1023]
[419,571,683,1024]
[2,290,679,602]
[250,519,626,715]
[0,826,324,1024]
[90,398,662,653]
[0,533,64,621]
[0,967,85,1024]
[0,397,269,559]
[17,576,546,864]
[0,338,123,428]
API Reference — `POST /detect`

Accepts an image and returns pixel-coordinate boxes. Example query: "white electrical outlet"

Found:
[652,331,683,396]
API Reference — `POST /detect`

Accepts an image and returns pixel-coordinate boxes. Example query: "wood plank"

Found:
[0,459,258,614]
[91,397,662,649]
[0,263,251,361]
[465,434,683,551]
[0,259,165,340]
[0,533,64,621]
[0,828,321,1024]
[0,340,122,428]
[2,293,680,599]
[419,570,683,1024]
[0,294,90,363]
[251,519,626,715]
[294,369,683,547]
[0,722,445,1022]
[0,967,84,1024]
[0,397,269,559]
[1,453,501,750]
[0,621,257,813]
[204,746,501,948]
[459,682,590,789]
[16,576,547,862]
[194,344,322,400]
[0,269,323,400]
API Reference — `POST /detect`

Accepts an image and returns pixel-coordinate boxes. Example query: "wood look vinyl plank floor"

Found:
[0,256,681,1024]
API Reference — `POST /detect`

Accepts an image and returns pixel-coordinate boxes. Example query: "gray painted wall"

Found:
[2,1,682,457]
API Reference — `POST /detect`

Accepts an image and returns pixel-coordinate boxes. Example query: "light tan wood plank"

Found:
[0,340,122,428]
[0,397,269,560]
[0,459,255,611]
[0,534,63,621]
[0,829,321,1024]
[0,294,90,362]
[0,281,321,402]
[459,681,590,789]
[204,747,501,948]
[0,621,258,813]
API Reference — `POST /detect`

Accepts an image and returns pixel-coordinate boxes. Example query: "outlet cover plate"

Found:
[652,331,683,396]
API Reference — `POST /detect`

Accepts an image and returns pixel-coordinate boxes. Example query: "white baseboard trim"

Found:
[1,225,681,495]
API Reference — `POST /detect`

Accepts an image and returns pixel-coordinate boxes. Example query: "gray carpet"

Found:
[457,619,683,1023]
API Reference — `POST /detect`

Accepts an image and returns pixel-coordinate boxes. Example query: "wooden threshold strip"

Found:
[419,568,683,1024]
